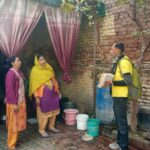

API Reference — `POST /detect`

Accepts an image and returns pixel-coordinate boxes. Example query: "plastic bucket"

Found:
[63,109,79,125]
[87,118,100,137]
[63,102,77,109]
[76,114,89,130]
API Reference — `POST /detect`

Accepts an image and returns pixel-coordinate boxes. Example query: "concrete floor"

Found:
[0,122,137,150]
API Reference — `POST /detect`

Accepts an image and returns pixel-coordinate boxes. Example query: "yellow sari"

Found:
[29,56,60,135]
[29,56,55,97]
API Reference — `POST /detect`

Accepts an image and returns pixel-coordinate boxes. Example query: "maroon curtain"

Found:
[45,6,81,83]
[0,0,43,57]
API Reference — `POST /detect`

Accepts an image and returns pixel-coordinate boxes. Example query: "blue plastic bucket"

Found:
[87,118,100,137]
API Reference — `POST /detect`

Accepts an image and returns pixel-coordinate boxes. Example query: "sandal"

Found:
[39,132,49,138]
[49,128,60,133]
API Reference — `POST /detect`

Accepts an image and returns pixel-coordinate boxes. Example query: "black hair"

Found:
[36,53,44,60]
[115,43,125,52]
[8,56,17,63]
[8,56,17,67]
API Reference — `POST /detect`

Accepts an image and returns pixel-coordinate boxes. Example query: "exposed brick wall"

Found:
[60,0,150,113]
[60,66,94,114]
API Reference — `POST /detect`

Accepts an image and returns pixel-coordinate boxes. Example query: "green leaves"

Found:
[32,0,106,26]
[61,2,75,12]
[136,0,145,6]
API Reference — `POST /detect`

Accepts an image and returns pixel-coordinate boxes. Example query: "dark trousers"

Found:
[113,97,128,150]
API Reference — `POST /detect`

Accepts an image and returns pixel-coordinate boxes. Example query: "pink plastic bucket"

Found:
[63,109,79,125]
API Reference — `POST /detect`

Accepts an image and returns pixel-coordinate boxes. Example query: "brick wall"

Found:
[60,0,150,113]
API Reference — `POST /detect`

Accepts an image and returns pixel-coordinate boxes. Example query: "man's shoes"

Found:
[109,142,121,150]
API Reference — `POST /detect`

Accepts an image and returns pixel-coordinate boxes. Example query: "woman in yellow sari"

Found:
[29,54,60,138]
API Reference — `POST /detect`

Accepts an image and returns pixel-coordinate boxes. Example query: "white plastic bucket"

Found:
[76,114,89,130]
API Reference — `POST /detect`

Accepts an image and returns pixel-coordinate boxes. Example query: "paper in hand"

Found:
[97,73,114,88]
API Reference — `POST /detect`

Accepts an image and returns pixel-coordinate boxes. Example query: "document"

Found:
[97,73,114,88]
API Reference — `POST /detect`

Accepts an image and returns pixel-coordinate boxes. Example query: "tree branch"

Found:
[128,0,150,133]
[137,40,150,71]
[95,19,105,61]
[129,0,143,31]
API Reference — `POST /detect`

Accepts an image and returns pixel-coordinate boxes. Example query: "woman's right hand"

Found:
[36,97,40,107]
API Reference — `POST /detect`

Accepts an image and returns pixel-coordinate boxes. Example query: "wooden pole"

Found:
[93,17,97,115]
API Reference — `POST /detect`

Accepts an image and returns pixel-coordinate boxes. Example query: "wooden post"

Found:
[93,17,97,115]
